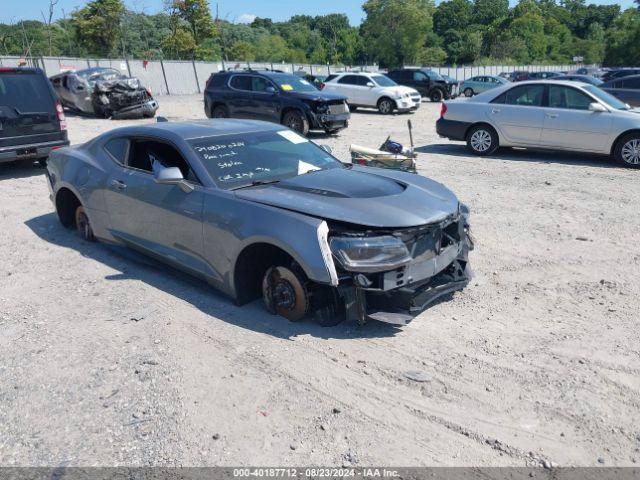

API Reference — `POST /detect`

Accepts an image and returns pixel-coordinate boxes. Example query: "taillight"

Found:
[205,76,212,89]
[355,158,367,165]
[440,102,447,118]
[319,83,325,90]
[55,101,67,130]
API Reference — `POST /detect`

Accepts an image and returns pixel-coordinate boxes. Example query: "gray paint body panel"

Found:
[47,119,464,303]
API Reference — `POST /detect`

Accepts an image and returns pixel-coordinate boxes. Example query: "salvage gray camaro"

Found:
[46,119,472,325]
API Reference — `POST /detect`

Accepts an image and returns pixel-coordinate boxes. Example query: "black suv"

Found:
[0,67,69,166]
[204,70,350,135]
[386,68,453,102]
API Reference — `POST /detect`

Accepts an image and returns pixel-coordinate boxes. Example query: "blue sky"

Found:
[0,0,635,25]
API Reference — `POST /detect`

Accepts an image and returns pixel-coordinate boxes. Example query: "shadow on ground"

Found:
[0,160,46,180]
[416,143,619,169]
[25,213,404,341]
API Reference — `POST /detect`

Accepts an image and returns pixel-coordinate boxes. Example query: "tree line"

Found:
[1,0,639,67]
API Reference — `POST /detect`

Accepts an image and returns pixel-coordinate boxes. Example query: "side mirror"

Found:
[154,166,194,193]
[366,82,375,88]
[319,144,333,154]
[266,86,277,94]
[588,102,607,113]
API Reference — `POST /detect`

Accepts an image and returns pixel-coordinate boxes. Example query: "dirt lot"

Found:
[1,95,639,467]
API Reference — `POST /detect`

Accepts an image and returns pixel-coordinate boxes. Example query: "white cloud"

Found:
[237,13,257,24]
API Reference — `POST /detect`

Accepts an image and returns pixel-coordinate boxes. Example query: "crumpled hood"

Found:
[234,166,460,228]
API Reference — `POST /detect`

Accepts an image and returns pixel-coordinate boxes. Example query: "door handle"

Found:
[545,113,559,118]
[110,179,127,190]
[491,108,501,114]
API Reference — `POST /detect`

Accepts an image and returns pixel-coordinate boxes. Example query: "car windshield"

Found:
[425,70,444,81]
[190,130,343,189]
[272,74,318,92]
[584,85,630,110]
[371,75,397,87]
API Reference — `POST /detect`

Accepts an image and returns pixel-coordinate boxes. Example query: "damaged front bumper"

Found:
[322,214,473,326]
[110,99,159,120]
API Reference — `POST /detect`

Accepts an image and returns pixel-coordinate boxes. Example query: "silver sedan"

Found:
[436,80,640,168]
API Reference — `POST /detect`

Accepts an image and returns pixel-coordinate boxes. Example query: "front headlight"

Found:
[329,235,412,272]
[315,103,329,113]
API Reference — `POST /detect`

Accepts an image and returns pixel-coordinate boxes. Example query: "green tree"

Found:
[227,40,255,61]
[443,29,482,63]
[472,0,509,25]
[361,0,435,68]
[168,0,216,44]
[254,34,289,62]
[433,0,473,37]
[70,0,124,57]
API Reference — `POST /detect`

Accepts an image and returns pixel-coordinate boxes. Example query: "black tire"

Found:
[212,105,229,118]
[430,88,444,102]
[75,206,95,242]
[466,124,499,156]
[282,110,309,136]
[377,97,395,115]
[613,133,640,168]
[38,158,48,167]
[463,88,474,97]
[348,104,358,112]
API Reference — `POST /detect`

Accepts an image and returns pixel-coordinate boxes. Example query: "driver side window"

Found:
[127,139,200,183]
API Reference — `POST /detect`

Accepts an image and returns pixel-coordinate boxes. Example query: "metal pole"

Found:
[192,58,201,94]
[160,59,170,95]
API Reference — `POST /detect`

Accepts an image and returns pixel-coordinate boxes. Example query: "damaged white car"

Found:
[50,67,158,120]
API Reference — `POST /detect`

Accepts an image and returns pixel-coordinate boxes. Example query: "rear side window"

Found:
[325,74,337,83]
[208,74,227,88]
[229,75,252,91]
[493,85,544,106]
[104,138,129,164]
[0,71,55,114]
[338,75,363,85]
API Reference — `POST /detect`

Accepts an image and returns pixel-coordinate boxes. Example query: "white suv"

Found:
[322,72,421,114]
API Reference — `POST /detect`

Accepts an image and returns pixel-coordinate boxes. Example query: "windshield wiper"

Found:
[230,179,281,190]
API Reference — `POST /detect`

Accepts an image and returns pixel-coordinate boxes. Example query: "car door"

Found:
[103,137,208,276]
[540,85,613,153]
[487,84,546,145]
[227,75,253,118]
[412,71,430,95]
[335,75,366,105]
[249,75,281,122]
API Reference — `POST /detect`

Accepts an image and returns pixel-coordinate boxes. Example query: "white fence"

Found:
[0,56,581,96]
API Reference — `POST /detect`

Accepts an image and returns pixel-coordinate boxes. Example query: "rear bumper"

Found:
[436,118,470,141]
[0,137,69,164]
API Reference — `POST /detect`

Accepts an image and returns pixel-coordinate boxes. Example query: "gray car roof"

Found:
[100,119,284,142]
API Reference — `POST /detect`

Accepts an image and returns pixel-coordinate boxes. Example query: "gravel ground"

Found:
[1,95,639,467]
